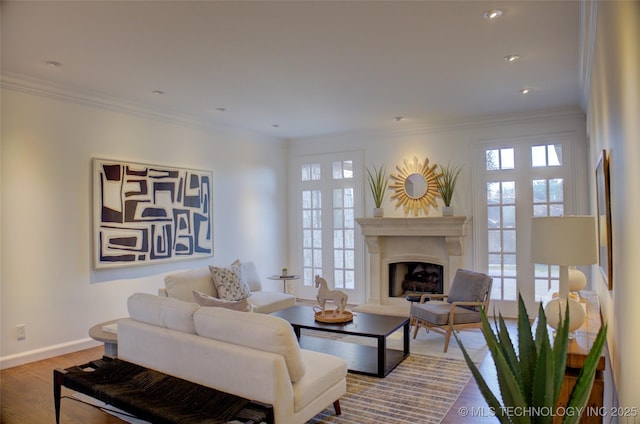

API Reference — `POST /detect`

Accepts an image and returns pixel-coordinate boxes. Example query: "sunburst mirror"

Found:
[389,156,441,216]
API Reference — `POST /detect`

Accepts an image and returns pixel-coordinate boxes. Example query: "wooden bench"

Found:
[53,356,274,424]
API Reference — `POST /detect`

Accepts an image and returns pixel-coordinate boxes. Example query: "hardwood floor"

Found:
[1,322,513,424]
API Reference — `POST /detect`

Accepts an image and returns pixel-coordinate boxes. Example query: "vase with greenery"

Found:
[455,295,607,424]
[366,164,388,217]
[436,162,462,215]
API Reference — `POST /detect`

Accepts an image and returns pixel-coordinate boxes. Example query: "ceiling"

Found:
[1,1,583,140]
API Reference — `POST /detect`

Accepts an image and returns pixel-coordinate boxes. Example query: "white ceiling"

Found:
[1,1,583,139]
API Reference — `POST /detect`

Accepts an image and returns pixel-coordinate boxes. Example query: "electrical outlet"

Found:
[17,324,26,341]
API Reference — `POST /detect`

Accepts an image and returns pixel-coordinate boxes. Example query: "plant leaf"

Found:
[454,329,513,424]
[517,295,537,405]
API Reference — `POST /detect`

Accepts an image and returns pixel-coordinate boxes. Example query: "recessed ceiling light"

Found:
[46,60,61,68]
[272,124,280,128]
[215,107,226,112]
[520,88,531,94]
[483,9,503,20]
[394,116,405,122]
[152,90,164,96]
[504,54,520,63]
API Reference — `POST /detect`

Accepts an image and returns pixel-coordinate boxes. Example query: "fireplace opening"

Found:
[388,262,444,298]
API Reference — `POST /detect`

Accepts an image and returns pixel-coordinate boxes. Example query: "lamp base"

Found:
[544,297,585,337]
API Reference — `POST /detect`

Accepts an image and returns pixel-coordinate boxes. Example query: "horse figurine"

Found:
[315,275,348,316]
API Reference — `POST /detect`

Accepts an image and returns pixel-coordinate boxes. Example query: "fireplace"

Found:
[388,262,444,298]
[355,217,471,306]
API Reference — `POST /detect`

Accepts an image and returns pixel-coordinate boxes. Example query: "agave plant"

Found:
[436,162,463,207]
[366,164,389,208]
[455,294,607,424]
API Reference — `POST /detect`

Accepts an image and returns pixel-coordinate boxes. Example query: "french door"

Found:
[473,135,577,317]
[291,152,365,304]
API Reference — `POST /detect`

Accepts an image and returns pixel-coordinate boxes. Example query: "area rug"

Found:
[307,352,472,424]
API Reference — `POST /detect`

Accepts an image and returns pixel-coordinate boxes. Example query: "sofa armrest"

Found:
[158,288,168,297]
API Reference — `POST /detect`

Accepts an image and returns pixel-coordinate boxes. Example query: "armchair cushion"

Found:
[410,300,481,325]
[446,269,492,310]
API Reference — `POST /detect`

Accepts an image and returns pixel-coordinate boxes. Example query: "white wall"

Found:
[1,83,288,368]
[586,0,640,412]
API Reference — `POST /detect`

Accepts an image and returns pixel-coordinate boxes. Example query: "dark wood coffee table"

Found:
[271,305,409,377]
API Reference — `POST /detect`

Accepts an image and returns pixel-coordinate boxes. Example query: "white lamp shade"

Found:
[530,216,597,265]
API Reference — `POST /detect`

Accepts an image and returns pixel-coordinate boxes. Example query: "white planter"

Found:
[442,206,454,216]
[373,207,384,218]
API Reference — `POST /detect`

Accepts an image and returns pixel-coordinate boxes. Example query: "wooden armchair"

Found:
[409,269,493,352]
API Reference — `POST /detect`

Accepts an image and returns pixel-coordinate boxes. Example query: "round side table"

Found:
[267,275,301,294]
[89,318,125,357]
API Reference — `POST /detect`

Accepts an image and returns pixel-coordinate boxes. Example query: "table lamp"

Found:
[530,216,597,334]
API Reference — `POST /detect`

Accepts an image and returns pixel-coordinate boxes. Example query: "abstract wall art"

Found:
[93,158,213,269]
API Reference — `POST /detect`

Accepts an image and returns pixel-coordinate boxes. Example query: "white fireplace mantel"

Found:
[355,216,472,305]
[355,216,471,256]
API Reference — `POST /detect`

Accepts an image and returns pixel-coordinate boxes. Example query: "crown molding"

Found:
[1,72,210,130]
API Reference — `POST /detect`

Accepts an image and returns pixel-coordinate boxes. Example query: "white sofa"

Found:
[119,293,347,424]
[159,261,296,314]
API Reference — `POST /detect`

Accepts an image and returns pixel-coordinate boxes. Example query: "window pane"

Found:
[301,164,311,181]
[312,210,321,228]
[302,191,311,208]
[313,249,322,267]
[503,230,516,252]
[333,189,343,208]
[332,162,342,179]
[334,249,344,268]
[501,148,515,169]
[549,178,563,202]
[502,181,515,203]
[334,230,344,248]
[502,206,516,228]
[532,180,547,203]
[487,182,501,204]
[302,211,311,228]
[333,209,344,228]
[343,161,353,178]
[486,149,499,170]
[503,278,517,300]
[345,229,354,248]
[533,204,548,216]
[313,229,322,247]
[303,229,312,248]
[488,230,501,251]
[532,145,546,167]
[488,206,501,228]
[549,144,562,166]
[550,204,564,216]
[311,163,321,180]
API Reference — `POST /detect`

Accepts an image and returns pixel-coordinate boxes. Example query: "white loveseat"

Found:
[119,293,347,424]
[159,261,296,314]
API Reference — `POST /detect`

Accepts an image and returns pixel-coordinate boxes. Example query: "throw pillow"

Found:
[192,290,251,312]
[209,261,251,301]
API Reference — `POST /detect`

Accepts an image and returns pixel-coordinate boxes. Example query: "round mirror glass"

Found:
[404,173,428,199]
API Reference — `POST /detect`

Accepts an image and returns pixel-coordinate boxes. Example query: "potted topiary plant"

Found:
[455,295,607,424]
[366,164,389,218]
[436,162,462,216]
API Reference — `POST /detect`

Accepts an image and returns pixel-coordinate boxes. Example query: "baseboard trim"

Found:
[0,338,101,370]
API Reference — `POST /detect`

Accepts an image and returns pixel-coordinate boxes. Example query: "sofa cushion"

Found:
[193,307,306,383]
[247,291,296,314]
[192,290,251,312]
[128,293,199,334]
[210,262,251,301]
[294,350,347,412]
[164,267,217,302]
[240,261,263,292]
